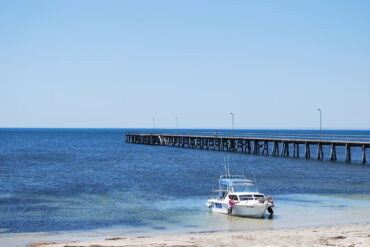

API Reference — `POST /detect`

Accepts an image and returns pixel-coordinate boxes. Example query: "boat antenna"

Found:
[224,156,231,177]
[224,157,227,176]
[253,173,257,185]
[227,155,230,177]
[227,155,231,176]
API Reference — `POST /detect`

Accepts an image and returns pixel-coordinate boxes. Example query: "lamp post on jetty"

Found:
[176,116,179,135]
[152,117,156,132]
[229,112,234,130]
[317,108,322,138]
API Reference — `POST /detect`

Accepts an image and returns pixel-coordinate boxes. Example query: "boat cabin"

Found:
[218,175,261,199]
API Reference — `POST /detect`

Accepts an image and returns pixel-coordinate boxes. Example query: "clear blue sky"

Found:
[1,0,369,129]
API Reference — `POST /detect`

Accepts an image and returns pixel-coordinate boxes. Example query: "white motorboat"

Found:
[206,173,274,217]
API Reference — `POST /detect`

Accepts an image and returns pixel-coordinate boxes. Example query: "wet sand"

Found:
[32,223,370,247]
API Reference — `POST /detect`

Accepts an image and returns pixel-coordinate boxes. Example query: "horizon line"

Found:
[1,127,370,131]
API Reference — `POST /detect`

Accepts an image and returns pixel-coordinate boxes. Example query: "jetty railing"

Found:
[125,132,370,165]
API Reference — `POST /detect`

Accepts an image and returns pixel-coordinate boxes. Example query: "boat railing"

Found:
[212,189,229,193]
[220,175,246,179]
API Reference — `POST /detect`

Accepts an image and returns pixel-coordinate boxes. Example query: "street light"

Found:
[229,112,234,129]
[317,108,322,137]
[175,116,179,135]
[152,117,156,132]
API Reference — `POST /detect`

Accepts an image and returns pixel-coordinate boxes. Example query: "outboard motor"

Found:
[266,196,274,215]
[267,207,274,215]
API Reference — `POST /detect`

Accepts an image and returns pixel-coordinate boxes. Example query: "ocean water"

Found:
[1,128,370,236]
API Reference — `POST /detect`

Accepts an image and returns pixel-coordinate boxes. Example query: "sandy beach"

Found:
[31,223,370,247]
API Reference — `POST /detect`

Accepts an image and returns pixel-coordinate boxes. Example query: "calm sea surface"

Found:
[1,129,370,235]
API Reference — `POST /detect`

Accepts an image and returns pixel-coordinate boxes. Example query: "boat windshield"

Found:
[232,183,258,192]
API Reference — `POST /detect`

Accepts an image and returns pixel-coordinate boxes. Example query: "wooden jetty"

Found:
[125,133,370,164]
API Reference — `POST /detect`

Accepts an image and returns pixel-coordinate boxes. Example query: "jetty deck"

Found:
[125,132,370,164]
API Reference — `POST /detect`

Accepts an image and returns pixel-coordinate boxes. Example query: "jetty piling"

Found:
[362,145,367,164]
[125,133,370,165]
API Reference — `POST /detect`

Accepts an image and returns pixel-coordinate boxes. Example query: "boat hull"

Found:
[207,200,268,217]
